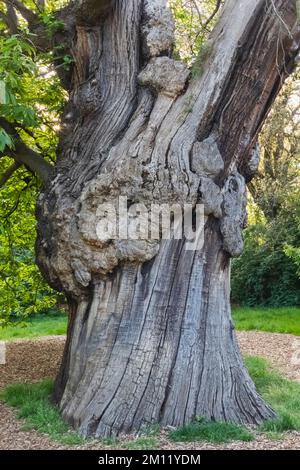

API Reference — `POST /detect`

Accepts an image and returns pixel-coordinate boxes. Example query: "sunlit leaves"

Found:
[0,128,13,152]
[169,0,222,63]
[0,157,57,320]
[0,35,39,130]
[0,1,68,319]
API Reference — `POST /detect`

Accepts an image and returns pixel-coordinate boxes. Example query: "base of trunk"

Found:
[54,226,275,437]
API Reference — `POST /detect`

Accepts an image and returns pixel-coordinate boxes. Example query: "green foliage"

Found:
[190,41,214,78]
[250,76,300,222]
[169,417,254,444]
[0,35,38,128]
[285,244,300,277]
[0,1,67,323]
[232,72,300,306]
[0,127,13,152]
[0,31,66,142]
[245,356,300,433]
[0,157,59,322]
[170,0,222,63]
[40,12,64,38]
[232,306,300,336]
[0,311,67,340]
[231,195,300,306]
[0,380,84,445]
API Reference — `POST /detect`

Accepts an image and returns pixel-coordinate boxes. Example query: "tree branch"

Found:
[0,118,53,182]
[75,0,115,25]
[0,10,8,23]
[7,0,37,25]
[2,1,74,88]
[190,0,204,25]
[5,2,19,34]
[9,145,53,182]
[3,0,50,52]
[203,0,223,30]
[0,161,21,188]
[33,0,45,12]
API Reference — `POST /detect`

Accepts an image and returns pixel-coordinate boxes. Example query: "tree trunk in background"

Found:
[36,0,300,437]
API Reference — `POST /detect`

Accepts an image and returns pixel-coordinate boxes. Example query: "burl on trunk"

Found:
[36,0,300,437]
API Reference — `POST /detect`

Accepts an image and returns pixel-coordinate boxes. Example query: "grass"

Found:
[1,307,299,341]
[1,356,300,445]
[122,436,158,450]
[0,312,67,341]
[122,425,160,450]
[232,306,300,336]
[0,379,84,445]
[169,418,254,444]
[103,425,160,450]
[1,304,300,445]
[170,355,300,443]
[245,356,300,433]
[0,380,160,447]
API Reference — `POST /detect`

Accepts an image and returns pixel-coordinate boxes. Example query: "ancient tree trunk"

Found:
[36,0,300,437]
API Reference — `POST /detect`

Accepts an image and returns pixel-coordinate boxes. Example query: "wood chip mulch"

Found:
[0,331,299,450]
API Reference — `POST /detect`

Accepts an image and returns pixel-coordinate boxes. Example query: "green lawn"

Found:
[0,307,299,340]
[169,418,254,444]
[0,380,84,445]
[232,306,300,336]
[0,313,68,341]
[245,356,300,432]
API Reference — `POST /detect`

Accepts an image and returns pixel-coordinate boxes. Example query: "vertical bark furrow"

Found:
[58,233,274,437]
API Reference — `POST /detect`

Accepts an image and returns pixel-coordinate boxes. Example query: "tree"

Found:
[0,0,299,437]
[250,70,300,220]
[0,5,66,321]
[232,70,300,306]
[231,193,300,306]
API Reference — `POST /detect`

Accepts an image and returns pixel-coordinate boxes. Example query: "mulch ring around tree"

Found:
[0,332,300,450]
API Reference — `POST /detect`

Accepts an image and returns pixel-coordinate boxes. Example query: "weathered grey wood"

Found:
[36,0,300,437]
[55,232,275,437]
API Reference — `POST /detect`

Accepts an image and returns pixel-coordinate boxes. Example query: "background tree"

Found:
[0,1,67,321]
[0,0,299,437]
[232,70,300,306]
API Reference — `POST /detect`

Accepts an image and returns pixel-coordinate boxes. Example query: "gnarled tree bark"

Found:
[36,0,300,437]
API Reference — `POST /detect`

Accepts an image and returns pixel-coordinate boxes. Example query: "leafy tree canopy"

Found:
[232,70,300,306]
[0,0,68,322]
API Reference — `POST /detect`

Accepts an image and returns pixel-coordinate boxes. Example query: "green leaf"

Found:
[0,128,13,152]
[0,80,6,104]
